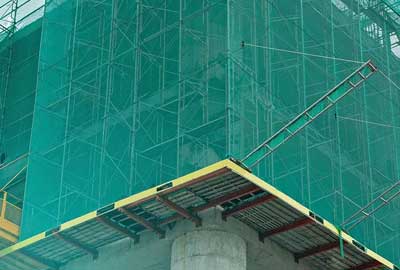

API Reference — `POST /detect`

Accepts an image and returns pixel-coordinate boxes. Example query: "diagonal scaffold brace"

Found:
[241,60,378,169]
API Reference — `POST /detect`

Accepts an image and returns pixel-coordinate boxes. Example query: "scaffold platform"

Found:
[0,159,397,270]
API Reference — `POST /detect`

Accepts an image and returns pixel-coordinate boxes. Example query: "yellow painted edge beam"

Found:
[60,211,97,231]
[0,159,230,258]
[225,160,396,270]
[0,232,45,257]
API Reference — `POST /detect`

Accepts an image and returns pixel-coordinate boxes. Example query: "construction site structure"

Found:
[0,0,399,269]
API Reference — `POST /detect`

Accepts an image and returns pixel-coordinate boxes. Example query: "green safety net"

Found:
[0,0,399,266]
[0,0,43,207]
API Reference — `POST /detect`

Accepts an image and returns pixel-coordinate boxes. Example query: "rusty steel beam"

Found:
[222,194,276,220]
[259,217,314,241]
[119,208,165,238]
[196,184,262,212]
[158,184,262,225]
[347,261,382,270]
[125,167,229,209]
[294,241,341,262]
[156,196,202,227]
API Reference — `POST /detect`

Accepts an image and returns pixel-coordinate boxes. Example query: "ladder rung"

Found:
[367,62,378,72]
[326,96,334,103]
[305,112,313,119]
[264,144,273,151]
[361,211,370,216]
[285,128,293,135]
[358,72,367,80]
[348,81,356,88]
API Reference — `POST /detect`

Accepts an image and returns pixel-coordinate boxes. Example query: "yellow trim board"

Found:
[0,159,397,270]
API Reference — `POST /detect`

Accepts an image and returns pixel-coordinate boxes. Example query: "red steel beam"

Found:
[196,184,262,212]
[159,184,262,225]
[156,196,202,227]
[125,167,229,209]
[222,194,276,220]
[294,241,340,262]
[259,217,314,241]
[119,208,165,238]
[347,261,382,270]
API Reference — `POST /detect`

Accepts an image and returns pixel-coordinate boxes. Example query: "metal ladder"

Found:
[342,180,400,231]
[241,60,377,169]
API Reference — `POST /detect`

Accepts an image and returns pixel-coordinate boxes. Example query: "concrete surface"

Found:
[171,230,246,270]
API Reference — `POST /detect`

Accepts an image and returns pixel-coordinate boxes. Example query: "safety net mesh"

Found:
[0,0,399,265]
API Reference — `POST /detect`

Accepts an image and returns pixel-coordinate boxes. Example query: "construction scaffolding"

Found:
[0,0,43,240]
[0,0,399,266]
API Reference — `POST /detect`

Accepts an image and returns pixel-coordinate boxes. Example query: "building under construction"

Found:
[0,0,399,269]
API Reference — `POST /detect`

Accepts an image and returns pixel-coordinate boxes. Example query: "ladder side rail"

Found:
[343,181,400,230]
[342,180,400,226]
[346,189,400,231]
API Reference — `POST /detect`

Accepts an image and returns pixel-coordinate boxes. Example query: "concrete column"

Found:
[171,229,246,270]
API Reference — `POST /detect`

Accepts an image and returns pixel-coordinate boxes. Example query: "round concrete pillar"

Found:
[171,230,246,270]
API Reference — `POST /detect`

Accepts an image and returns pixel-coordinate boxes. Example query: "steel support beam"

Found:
[159,184,262,225]
[54,233,98,259]
[119,208,165,238]
[197,184,262,212]
[294,241,340,262]
[96,216,139,243]
[156,195,202,226]
[222,194,276,220]
[259,217,314,241]
[124,168,229,209]
[347,261,382,270]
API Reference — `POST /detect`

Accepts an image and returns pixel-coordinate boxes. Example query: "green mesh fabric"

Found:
[0,0,396,265]
[0,0,43,206]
